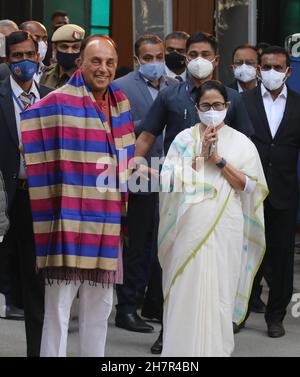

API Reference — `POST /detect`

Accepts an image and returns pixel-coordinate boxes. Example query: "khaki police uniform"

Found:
[40,24,85,89]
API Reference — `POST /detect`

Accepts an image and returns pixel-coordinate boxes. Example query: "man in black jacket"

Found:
[242,46,300,338]
[228,44,266,316]
[0,171,9,241]
[0,31,51,356]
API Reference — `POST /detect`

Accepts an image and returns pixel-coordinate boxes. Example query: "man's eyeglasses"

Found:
[197,102,227,112]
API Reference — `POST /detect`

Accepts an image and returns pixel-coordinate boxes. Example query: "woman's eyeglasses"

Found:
[197,102,227,112]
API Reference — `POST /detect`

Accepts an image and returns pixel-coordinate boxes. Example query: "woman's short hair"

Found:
[195,80,228,104]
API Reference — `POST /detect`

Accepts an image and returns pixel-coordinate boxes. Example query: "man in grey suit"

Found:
[113,34,177,335]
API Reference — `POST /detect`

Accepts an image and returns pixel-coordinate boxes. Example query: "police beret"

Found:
[52,24,85,43]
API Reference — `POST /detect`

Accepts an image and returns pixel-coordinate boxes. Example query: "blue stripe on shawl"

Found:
[34,212,121,223]
[36,243,119,258]
[22,104,100,120]
[119,144,135,155]
[24,139,112,154]
[110,112,132,127]
[24,134,134,161]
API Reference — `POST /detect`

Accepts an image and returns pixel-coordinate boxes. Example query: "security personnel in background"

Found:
[40,24,85,89]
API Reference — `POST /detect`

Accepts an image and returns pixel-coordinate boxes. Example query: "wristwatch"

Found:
[216,158,227,169]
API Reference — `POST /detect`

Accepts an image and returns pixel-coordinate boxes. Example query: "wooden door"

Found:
[173,0,215,35]
[110,0,134,69]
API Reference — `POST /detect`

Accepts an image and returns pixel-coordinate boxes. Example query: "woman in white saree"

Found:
[158,81,268,357]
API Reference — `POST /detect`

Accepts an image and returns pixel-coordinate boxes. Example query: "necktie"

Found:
[175,75,183,82]
[19,92,34,110]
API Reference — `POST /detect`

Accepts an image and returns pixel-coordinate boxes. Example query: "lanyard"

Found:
[12,91,36,112]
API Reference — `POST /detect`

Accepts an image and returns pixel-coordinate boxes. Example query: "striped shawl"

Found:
[21,70,135,283]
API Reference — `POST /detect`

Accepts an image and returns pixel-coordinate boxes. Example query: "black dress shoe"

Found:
[115,312,154,333]
[0,304,24,321]
[267,322,285,338]
[250,297,266,313]
[151,331,163,354]
[233,321,245,334]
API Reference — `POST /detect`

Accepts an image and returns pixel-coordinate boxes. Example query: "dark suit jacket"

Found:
[0,77,52,209]
[242,85,300,209]
[228,81,239,91]
[0,170,9,236]
[0,63,10,81]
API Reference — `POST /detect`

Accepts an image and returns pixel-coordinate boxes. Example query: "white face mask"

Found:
[260,68,287,91]
[187,56,214,79]
[234,64,257,83]
[198,109,227,127]
[38,41,48,63]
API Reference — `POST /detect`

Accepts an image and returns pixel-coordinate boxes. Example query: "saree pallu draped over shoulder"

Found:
[159,124,268,357]
[21,70,136,284]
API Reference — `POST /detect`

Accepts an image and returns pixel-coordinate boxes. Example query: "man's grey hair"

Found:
[0,20,18,56]
[0,19,18,32]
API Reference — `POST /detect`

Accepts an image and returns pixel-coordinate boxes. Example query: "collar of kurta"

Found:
[93,90,110,127]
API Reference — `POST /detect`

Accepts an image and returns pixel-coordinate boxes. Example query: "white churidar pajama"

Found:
[40,281,113,357]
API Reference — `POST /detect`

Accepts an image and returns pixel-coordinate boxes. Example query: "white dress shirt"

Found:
[34,62,46,83]
[237,80,257,93]
[10,76,40,179]
[165,66,187,82]
[237,81,244,93]
[261,83,287,139]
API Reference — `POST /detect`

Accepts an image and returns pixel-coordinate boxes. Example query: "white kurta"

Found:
[158,124,268,357]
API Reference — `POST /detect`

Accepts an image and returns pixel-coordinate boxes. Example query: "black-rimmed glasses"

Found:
[197,102,227,112]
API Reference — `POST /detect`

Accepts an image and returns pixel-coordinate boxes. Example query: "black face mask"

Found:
[165,51,186,71]
[56,51,80,70]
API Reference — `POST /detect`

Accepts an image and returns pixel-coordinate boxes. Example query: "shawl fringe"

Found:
[40,267,123,287]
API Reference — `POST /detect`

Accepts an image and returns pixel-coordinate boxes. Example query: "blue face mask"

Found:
[138,62,166,81]
[9,60,38,82]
